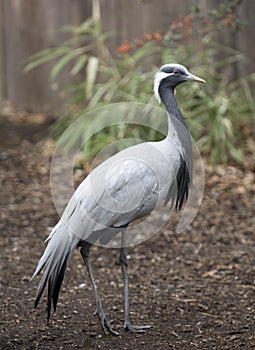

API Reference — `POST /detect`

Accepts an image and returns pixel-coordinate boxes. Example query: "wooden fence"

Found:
[0,0,254,114]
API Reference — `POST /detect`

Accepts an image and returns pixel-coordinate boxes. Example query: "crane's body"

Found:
[55,139,181,240]
[32,63,205,335]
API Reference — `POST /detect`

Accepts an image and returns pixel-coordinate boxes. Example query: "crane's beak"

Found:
[186,73,206,83]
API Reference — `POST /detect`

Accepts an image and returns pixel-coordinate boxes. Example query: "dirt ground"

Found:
[0,111,255,350]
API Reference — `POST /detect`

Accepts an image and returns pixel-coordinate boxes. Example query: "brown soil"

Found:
[0,113,255,350]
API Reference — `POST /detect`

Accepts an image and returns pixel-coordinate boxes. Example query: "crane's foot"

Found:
[124,323,151,333]
[96,309,120,336]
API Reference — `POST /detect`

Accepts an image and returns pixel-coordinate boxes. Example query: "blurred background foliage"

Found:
[25,0,255,165]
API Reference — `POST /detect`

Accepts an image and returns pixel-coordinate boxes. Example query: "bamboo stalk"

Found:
[0,0,5,102]
[92,0,101,20]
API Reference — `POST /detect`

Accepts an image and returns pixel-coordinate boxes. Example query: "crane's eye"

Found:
[173,70,181,76]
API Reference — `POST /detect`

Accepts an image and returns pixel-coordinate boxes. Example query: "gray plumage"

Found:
[32,63,205,334]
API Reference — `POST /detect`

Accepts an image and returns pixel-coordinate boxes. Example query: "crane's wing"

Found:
[55,141,179,244]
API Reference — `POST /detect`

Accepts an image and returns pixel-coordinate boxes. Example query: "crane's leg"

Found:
[80,242,119,336]
[120,230,151,333]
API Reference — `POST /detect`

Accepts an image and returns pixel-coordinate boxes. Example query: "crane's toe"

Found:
[96,309,120,336]
[125,323,151,333]
[102,320,120,336]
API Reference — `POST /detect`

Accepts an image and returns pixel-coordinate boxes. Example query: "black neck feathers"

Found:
[158,79,187,128]
[159,78,192,211]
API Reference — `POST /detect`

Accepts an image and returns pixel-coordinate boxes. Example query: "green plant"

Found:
[25,0,254,165]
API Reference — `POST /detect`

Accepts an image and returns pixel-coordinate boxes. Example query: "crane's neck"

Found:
[159,84,188,147]
[158,78,193,193]
[160,85,186,127]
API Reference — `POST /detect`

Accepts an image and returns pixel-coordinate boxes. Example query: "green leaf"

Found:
[24,48,69,72]
[71,55,88,76]
[50,51,75,81]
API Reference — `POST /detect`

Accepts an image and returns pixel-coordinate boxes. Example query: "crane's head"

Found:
[154,63,205,104]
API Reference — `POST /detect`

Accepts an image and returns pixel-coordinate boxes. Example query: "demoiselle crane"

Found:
[32,63,205,335]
